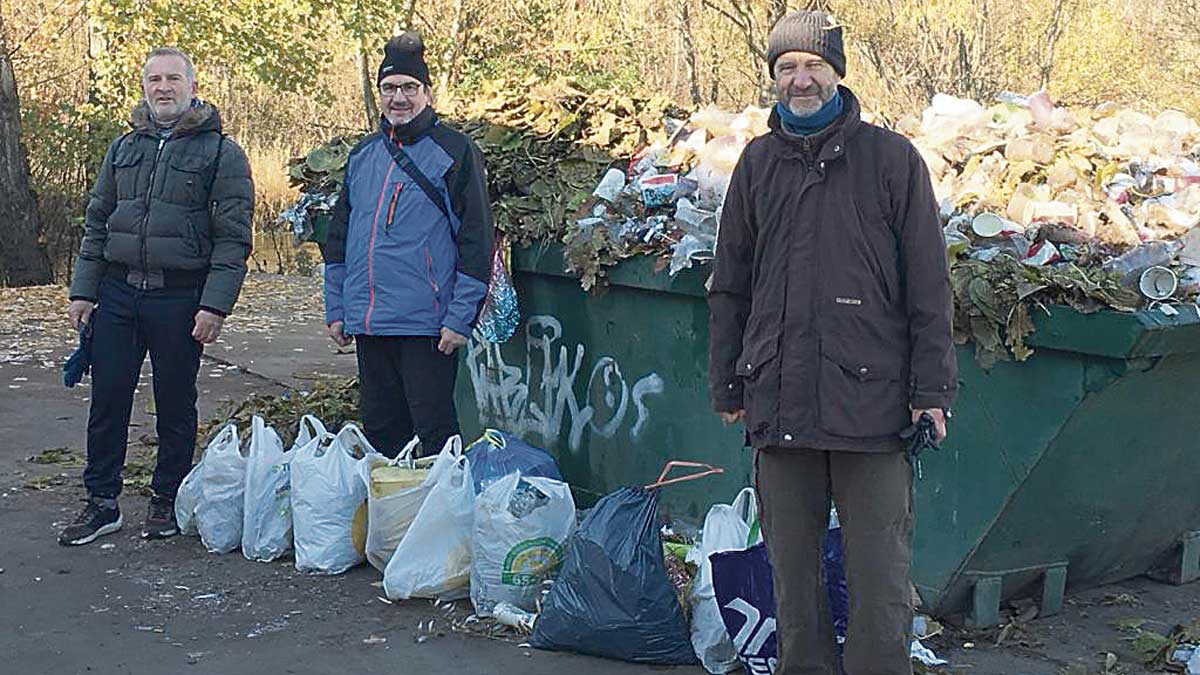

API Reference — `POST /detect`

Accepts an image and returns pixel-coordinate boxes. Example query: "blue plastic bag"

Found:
[531,486,697,665]
[463,429,561,494]
[711,530,849,674]
[710,543,778,674]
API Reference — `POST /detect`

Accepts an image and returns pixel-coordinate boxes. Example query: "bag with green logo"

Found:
[470,471,576,616]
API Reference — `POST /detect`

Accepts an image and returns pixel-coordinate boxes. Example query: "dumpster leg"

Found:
[1039,564,1068,617]
[1150,531,1200,586]
[969,576,1002,627]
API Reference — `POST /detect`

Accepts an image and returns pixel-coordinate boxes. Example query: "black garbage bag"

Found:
[531,486,697,665]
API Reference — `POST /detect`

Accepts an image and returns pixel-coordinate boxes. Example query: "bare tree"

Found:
[677,0,702,105]
[702,0,769,104]
[1038,0,1070,90]
[404,0,419,29]
[359,41,379,129]
[0,22,53,286]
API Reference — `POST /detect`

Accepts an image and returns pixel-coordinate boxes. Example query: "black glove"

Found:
[900,411,941,469]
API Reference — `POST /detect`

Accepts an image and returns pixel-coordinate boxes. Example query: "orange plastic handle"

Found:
[645,460,725,489]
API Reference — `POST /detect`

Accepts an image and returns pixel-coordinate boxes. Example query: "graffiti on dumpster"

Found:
[466,315,664,453]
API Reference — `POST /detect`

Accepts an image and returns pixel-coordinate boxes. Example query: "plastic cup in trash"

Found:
[1139,266,1178,301]
[971,213,1020,238]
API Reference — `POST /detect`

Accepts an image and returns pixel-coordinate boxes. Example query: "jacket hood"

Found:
[130,100,223,137]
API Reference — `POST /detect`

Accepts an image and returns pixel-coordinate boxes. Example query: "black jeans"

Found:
[355,335,460,459]
[83,276,202,499]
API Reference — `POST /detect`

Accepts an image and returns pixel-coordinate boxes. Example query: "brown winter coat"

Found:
[708,86,957,452]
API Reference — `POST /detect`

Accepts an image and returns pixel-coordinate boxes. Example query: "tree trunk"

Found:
[404,0,419,29]
[438,0,468,99]
[1039,0,1070,91]
[766,0,787,30]
[0,30,54,286]
[677,0,702,106]
[359,43,379,130]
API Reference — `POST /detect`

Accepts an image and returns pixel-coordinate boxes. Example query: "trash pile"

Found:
[899,91,1200,363]
[178,411,948,671]
[280,77,682,257]
[282,81,1200,363]
[562,106,769,288]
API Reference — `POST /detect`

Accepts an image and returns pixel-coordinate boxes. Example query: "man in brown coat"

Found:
[708,10,957,674]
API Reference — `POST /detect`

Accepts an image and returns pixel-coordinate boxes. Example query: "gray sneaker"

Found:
[58,497,123,546]
[141,493,178,539]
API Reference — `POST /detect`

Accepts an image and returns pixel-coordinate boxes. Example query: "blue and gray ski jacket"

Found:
[322,108,494,337]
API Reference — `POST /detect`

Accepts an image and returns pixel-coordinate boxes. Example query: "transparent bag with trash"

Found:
[176,423,246,554]
[241,416,294,563]
[291,423,376,575]
[470,472,576,617]
[383,436,475,600]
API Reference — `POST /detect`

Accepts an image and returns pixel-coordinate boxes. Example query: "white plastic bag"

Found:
[187,423,248,554]
[241,416,293,562]
[175,460,203,537]
[292,414,328,452]
[687,487,760,673]
[359,436,433,572]
[470,471,576,616]
[291,422,374,574]
[384,436,475,600]
[177,424,239,539]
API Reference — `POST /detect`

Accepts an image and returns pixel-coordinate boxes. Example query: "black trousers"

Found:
[84,276,202,499]
[354,335,461,459]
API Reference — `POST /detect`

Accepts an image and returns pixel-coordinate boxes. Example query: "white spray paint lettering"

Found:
[466,315,664,453]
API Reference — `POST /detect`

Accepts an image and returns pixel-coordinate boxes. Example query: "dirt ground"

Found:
[2,275,1198,675]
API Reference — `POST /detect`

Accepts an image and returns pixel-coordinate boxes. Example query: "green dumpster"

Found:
[455,243,1200,623]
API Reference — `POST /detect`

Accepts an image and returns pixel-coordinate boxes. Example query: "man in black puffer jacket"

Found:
[60,46,253,546]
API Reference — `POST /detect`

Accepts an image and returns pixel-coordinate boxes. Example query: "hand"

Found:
[719,409,746,425]
[912,408,948,443]
[438,327,468,355]
[67,300,95,331]
[192,309,224,344]
[327,320,352,348]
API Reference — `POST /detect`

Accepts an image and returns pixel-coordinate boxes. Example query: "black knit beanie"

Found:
[767,11,846,79]
[378,32,431,87]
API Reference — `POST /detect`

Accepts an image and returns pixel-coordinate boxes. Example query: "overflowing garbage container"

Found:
[454,243,1200,622]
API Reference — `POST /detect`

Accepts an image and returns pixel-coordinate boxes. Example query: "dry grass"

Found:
[245,143,306,274]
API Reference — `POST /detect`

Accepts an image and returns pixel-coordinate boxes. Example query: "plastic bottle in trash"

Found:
[507,480,549,518]
[1101,240,1184,280]
[492,602,537,633]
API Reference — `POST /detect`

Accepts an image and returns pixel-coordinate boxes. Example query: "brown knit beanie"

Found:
[767,11,846,79]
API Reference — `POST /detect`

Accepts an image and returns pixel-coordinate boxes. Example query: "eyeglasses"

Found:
[380,82,423,97]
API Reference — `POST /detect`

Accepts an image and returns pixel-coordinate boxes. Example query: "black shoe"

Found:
[58,497,123,546]
[141,493,178,539]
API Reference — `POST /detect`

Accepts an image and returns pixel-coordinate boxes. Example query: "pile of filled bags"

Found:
[177,419,572,611]
[177,420,863,672]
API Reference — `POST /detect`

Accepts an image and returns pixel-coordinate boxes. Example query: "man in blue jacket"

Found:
[322,33,494,458]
